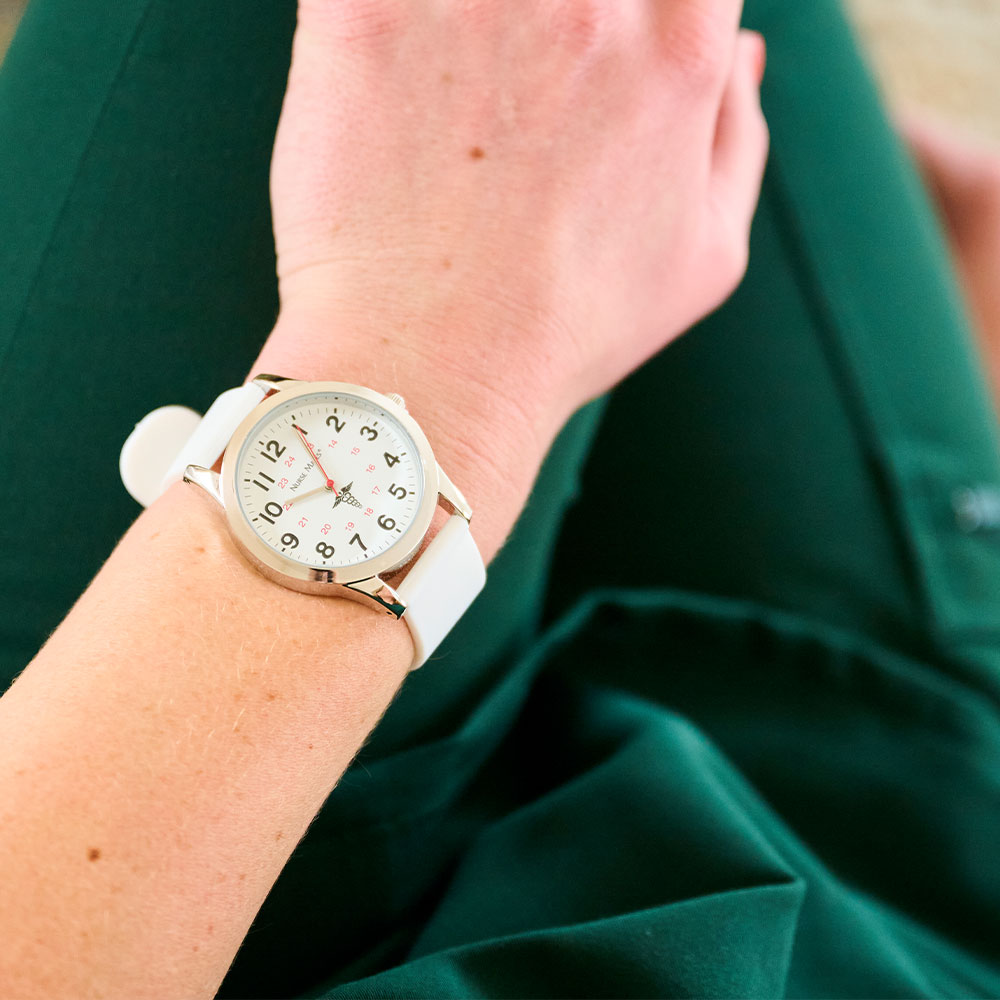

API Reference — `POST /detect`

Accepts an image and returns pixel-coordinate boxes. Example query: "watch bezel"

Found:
[220,379,440,591]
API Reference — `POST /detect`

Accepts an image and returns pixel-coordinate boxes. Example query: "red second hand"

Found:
[292,423,339,496]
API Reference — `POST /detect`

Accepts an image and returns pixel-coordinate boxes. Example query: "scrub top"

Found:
[1,0,998,996]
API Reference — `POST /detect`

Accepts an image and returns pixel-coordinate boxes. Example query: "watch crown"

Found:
[386,393,406,409]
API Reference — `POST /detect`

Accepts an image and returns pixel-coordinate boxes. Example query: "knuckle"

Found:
[720,236,751,293]
[296,0,407,43]
[760,117,772,165]
[705,222,751,298]
[544,0,624,54]
[976,158,1000,207]
[751,109,772,162]
[660,9,729,94]
[729,237,752,286]
[446,0,500,28]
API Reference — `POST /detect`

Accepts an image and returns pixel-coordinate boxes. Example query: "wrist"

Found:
[247,306,565,564]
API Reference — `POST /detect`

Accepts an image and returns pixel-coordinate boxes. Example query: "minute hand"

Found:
[291,424,339,496]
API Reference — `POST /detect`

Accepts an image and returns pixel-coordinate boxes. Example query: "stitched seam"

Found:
[765,154,1000,682]
[766,145,1000,661]
[761,155,936,637]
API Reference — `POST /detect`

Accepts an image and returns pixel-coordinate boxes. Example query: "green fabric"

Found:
[2,0,999,997]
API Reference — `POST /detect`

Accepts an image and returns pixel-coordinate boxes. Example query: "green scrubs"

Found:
[2,0,999,996]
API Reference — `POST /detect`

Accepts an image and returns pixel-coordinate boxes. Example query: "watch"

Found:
[118,373,487,670]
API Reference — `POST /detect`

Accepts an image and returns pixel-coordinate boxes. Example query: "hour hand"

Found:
[287,484,332,506]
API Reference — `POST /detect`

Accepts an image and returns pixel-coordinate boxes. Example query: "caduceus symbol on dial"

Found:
[332,481,362,509]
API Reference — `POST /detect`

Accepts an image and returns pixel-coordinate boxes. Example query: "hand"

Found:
[286,484,336,507]
[252,0,768,561]
[292,422,339,495]
[902,110,1000,403]
[265,0,766,415]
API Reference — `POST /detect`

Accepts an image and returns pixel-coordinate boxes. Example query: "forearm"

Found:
[0,323,555,998]
[0,0,768,985]
[0,479,411,997]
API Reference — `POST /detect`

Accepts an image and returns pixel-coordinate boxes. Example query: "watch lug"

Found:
[436,465,473,522]
[343,574,407,619]
[251,373,298,393]
[183,464,225,508]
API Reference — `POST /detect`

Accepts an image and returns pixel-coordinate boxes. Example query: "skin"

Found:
[901,111,1000,410]
[0,1,768,996]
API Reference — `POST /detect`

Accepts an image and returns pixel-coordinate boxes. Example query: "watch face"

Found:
[232,389,425,573]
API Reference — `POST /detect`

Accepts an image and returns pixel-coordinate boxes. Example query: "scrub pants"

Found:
[2,1,999,997]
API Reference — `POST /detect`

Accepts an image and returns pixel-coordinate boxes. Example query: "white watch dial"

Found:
[233,391,424,572]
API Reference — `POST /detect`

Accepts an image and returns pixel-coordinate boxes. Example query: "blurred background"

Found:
[0,0,998,141]
[846,0,1000,141]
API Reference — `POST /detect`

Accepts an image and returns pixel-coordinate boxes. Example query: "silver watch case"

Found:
[183,374,472,619]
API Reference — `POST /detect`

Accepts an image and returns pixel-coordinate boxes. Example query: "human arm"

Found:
[0,2,768,996]
[903,111,1000,407]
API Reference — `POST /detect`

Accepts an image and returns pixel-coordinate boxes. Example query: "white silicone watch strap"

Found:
[119,404,204,509]
[159,382,268,494]
[119,382,266,507]
[399,514,486,669]
[119,382,485,670]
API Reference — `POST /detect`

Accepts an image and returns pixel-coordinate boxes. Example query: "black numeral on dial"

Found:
[253,471,275,491]
[387,482,406,500]
[280,532,299,549]
[316,542,335,560]
[261,440,285,463]
[259,501,284,524]
[326,414,346,433]
[377,514,396,531]
[359,425,378,441]
[349,533,368,551]
[383,451,400,468]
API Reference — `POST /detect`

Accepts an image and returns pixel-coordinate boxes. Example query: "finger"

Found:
[900,109,1000,232]
[651,0,750,123]
[711,29,769,231]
